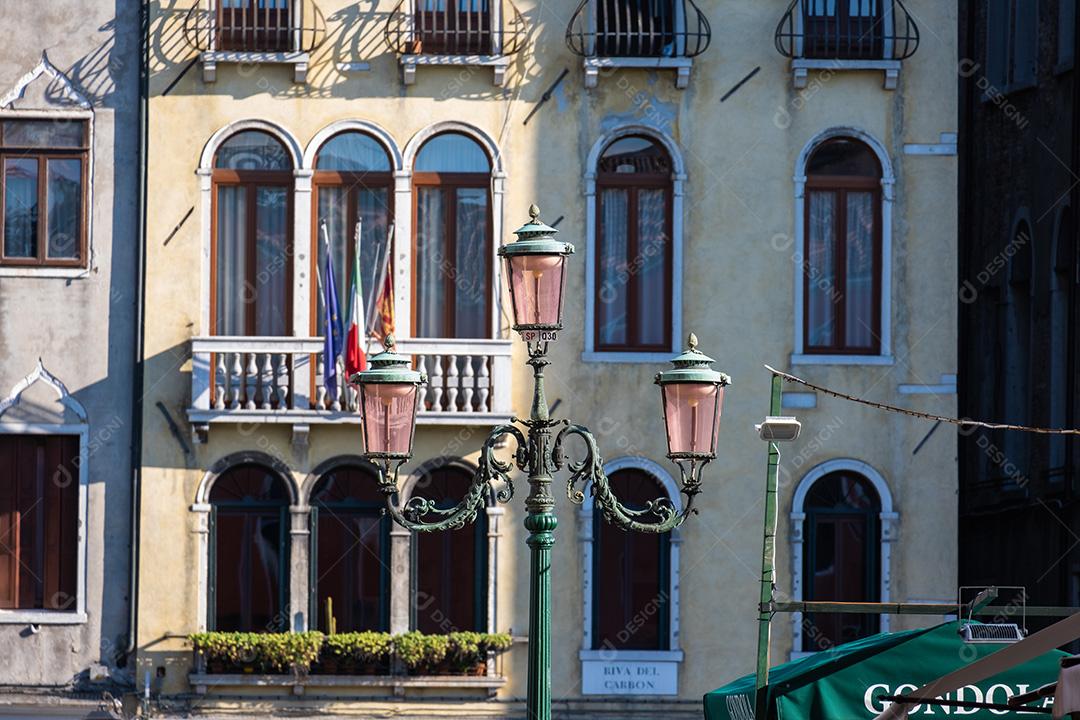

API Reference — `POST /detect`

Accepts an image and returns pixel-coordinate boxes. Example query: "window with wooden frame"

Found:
[801,470,880,651]
[0,434,79,611]
[411,465,488,632]
[412,133,492,340]
[217,0,294,52]
[312,131,394,342]
[309,464,391,633]
[211,130,294,337]
[800,0,885,60]
[1,119,88,268]
[595,135,673,353]
[208,463,290,632]
[803,138,882,355]
[412,0,492,54]
[592,467,670,650]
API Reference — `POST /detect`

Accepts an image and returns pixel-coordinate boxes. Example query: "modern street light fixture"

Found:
[352,205,731,720]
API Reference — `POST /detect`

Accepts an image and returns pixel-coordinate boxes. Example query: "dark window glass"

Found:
[595,136,672,352]
[594,0,676,57]
[311,466,390,633]
[413,466,487,632]
[804,138,881,354]
[209,464,289,632]
[1,120,87,267]
[802,471,880,651]
[0,435,79,611]
[413,134,491,339]
[593,468,669,650]
[215,130,291,171]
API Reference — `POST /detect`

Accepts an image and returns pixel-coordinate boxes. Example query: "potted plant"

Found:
[319,632,393,675]
[394,632,450,676]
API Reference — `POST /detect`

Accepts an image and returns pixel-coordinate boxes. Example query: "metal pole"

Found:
[524,350,554,720]
[754,374,783,720]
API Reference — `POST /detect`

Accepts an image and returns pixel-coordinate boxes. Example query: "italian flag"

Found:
[344,226,367,377]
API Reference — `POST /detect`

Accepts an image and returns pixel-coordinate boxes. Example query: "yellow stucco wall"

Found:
[138,0,959,710]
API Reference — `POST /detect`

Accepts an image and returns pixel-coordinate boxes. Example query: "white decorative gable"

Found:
[0,359,88,423]
[1,51,92,110]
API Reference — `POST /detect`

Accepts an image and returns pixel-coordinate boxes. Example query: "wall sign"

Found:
[581,658,678,696]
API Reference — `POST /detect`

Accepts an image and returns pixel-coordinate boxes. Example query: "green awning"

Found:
[704,622,1066,719]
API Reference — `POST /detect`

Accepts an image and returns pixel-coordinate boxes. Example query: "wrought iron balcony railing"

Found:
[774,0,919,61]
[384,0,527,57]
[183,0,326,55]
[565,0,711,59]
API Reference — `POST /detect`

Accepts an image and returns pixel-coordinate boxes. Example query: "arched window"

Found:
[804,138,882,355]
[313,132,394,341]
[592,467,670,650]
[802,470,880,651]
[212,130,293,337]
[411,465,488,632]
[595,135,673,352]
[309,464,390,632]
[412,133,492,339]
[208,463,290,632]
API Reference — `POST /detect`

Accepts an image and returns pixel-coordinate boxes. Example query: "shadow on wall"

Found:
[146,0,546,100]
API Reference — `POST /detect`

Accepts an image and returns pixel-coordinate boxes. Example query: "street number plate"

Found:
[520,330,558,343]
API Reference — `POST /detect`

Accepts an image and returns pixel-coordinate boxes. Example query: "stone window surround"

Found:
[0,360,90,625]
[196,118,507,345]
[582,125,686,365]
[0,53,95,279]
[790,126,895,367]
[789,458,897,659]
[578,456,684,681]
[191,452,502,636]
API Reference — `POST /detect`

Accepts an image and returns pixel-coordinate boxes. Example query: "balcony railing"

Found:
[183,0,326,54]
[188,336,513,433]
[774,0,919,61]
[565,0,711,60]
[384,0,527,57]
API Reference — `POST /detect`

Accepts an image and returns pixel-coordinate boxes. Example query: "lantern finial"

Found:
[687,332,698,351]
[529,204,540,221]
[384,333,396,351]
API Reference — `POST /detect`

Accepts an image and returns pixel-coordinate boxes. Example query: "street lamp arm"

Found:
[553,422,699,534]
[375,422,528,532]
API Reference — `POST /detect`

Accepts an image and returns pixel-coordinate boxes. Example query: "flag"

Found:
[378,269,395,338]
[345,221,367,377]
[321,224,344,398]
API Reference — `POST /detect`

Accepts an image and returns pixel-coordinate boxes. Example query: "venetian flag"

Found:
[345,221,367,377]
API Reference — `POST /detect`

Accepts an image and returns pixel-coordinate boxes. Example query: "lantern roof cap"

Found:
[500,204,575,257]
[350,335,427,385]
[655,333,731,386]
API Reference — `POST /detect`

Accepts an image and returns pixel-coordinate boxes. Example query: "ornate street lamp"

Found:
[352,205,731,720]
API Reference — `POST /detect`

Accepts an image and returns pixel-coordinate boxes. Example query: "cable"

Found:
[764,365,1080,436]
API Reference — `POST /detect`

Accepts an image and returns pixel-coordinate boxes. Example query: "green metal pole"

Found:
[754,374,783,720]
[524,352,554,720]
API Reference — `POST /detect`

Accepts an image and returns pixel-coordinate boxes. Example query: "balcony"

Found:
[188,336,513,445]
[384,0,527,86]
[565,0,711,89]
[774,0,919,90]
[183,0,327,83]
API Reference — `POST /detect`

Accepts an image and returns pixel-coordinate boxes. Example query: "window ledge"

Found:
[400,55,511,87]
[791,58,901,90]
[583,57,693,89]
[0,266,89,279]
[200,50,310,83]
[0,610,88,625]
[789,353,895,366]
[581,350,676,365]
[190,672,506,696]
[578,649,684,662]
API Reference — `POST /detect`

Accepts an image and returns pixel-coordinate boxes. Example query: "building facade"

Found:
[958,0,1080,617]
[134,0,959,716]
[0,0,142,714]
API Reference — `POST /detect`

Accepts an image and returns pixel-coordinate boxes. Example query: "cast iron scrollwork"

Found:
[374,423,527,532]
[552,422,700,533]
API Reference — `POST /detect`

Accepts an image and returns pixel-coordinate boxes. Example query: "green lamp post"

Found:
[352,205,731,720]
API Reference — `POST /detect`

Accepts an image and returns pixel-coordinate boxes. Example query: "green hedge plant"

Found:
[321,632,393,672]
[190,631,323,674]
